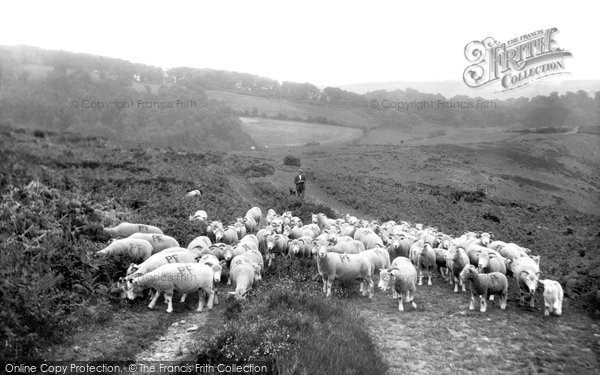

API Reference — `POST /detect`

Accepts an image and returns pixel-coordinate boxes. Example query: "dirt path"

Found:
[227,165,600,374]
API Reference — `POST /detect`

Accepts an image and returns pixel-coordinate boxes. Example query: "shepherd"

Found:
[294,169,306,200]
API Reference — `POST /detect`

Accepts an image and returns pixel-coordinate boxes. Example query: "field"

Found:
[239,117,363,147]
[1,125,599,374]
[207,90,379,128]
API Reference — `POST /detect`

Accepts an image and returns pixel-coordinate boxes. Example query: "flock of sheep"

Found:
[96,204,564,316]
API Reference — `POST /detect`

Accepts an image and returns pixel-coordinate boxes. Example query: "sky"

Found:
[0,0,597,87]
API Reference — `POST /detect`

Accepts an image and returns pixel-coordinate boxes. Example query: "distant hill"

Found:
[0,45,254,151]
[339,79,600,100]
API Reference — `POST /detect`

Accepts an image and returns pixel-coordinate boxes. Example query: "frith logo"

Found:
[463,28,572,92]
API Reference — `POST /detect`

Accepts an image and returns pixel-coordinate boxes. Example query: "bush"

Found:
[197,285,388,375]
[33,129,46,138]
[283,155,301,167]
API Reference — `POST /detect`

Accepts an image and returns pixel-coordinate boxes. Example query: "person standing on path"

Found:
[294,169,306,200]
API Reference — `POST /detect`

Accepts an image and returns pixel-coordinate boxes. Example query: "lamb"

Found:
[459,265,508,312]
[316,246,374,298]
[378,257,417,311]
[510,256,541,307]
[127,233,180,254]
[104,222,163,238]
[131,263,215,313]
[539,279,563,316]
[97,238,153,261]
[122,250,197,300]
[188,209,208,222]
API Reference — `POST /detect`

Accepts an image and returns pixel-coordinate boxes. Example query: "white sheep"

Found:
[189,210,208,221]
[417,243,436,286]
[97,238,153,261]
[360,248,391,276]
[104,222,163,238]
[510,256,541,307]
[229,257,260,300]
[132,263,215,313]
[123,250,197,300]
[316,246,374,298]
[446,247,470,292]
[378,257,417,311]
[459,265,508,312]
[325,240,366,255]
[127,233,180,254]
[185,189,202,198]
[245,206,262,228]
[188,235,212,251]
[539,279,564,316]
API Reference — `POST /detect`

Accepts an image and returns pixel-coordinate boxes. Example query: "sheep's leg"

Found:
[213,289,219,305]
[480,294,487,313]
[418,268,423,286]
[427,269,432,286]
[359,279,365,295]
[148,289,161,310]
[519,291,525,306]
[367,278,374,299]
[321,276,328,295]
[409,291,417,310]
[180,293,187,303]
[392,290,398,299]
[555,301,562,316]
[206,290,215,310]
[544,301,550,316]
[529,294,535,308]
[164,291,174,313]
[326,277,333,298]
[453,276,459,293]
[500,293,507,310]
[461,278,466,292]
[398,293,404,312]
[468,293,475,311]
[196,290,204,312]
[227,275,232,286]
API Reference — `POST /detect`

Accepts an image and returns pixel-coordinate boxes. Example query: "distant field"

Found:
[207,90,378,128]
[239,117,363,147]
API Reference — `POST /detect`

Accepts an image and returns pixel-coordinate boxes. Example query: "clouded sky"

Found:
[1,0,596,86]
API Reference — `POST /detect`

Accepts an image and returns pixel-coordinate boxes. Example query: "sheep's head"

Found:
[290,240,300,255]
[124,276,145,300]
[378,269,394,290]
[266,236,276,250]
[214,228,224,242]
[478,252,490,271]
[317,245,328,259]
[459,264,478,283]
[211,263,223,283]
[520,270,540,294]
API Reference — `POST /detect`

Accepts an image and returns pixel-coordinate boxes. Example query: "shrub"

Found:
[33,129,46,138]
[283,155,301,167]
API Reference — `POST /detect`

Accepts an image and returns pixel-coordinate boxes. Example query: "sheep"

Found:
[539,279,563,316]
[417,243,437,286]
[198,254,225,305]
[289,236,316,258]
[326,240,366,255]
[510,256,541,307]
[188,236,212,251]
[239,234,259,251]
[217,226,239,245]
[360,248,391,276]
[97,238,153,261]
[459,265,508,312]
[284,225,304,240]
[477,249,506,274]
[378,258,417,311]
[434,247,450,280]
[243,249,264,281]
[104,222,163,238]
[189,209,208,222]
[159,247,204,261]
[245,206,262,227]
[185,189,202,198]
[313,213,336,230]
[256,226,274,253]
[339,224,356,238]
[127,233,180,254]
[266,234,289,266]
[301,223,321,238]
[131,263,215,313]
[265,209,277,226]
[206,221,224,242]
[122,250,198,300]
[233,221,247,239]
[386,235,413,259]
[359,232,384,250]
[446,247,470,292]
[229,259,258,300]
[243,216,258,235]
[316,245,374,298]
